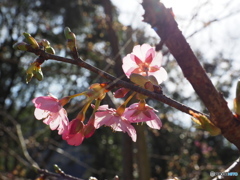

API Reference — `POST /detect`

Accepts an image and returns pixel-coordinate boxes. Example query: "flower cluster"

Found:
[32,44,167,146]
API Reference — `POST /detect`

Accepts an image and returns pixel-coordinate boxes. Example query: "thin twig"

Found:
[16,124,40,169]
[0,110,40,169]
[37,168,84,180]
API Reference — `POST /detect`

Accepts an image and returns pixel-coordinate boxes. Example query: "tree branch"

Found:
[28,48,206,119]
[141,0,240,150]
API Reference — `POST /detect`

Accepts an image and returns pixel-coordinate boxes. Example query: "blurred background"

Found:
[1,0,240,179]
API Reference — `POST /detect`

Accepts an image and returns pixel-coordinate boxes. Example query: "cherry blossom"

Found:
[32,95,69,135]
[124,103,162,130]
[94,105,137,142]
[62,117,95,146]
[122,44,167,84]
[62,119,85,146]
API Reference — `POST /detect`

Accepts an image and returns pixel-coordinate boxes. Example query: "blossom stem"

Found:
[76,99,92,121]
[122,92,137,107]
[69,92,87,99]
[116,91,137,115]
[93,99,101,114]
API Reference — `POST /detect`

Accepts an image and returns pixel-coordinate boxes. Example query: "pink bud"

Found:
[114,88,130,98]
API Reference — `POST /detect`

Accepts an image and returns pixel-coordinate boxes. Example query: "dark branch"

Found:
[28,48,206,118]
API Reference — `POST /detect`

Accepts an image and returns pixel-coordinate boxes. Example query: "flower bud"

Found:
[84,123,95,138]
[54,164,64,174]
[45,46,55,55]
[26,73,33,84]
[69,119,84,135]
[33,68,44,81]
[41,39,51,48]
[26,62,44,83]
[13,42,29,51]
[23,32,39,49]
[64,27,76,40]
[26,63,35,84]
[64,27,77,53]
[114,88,129,98]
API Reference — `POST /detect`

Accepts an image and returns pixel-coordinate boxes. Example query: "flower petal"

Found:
[122,54,139,77]
[34,108,49,120]
[150,51,163,66]
[131,54,143,65]
[32,96,61,112]
[146,119,162,129]
[65,133,85,146]
[148,67,168,84]
[145,48,155,64]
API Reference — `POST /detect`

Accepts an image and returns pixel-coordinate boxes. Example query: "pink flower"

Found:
[124,103,162,129]
[62,118,96,146]
[62,119,85,146]
[32,95,69,135]
[122,44,167,84]
[94,105,137,142]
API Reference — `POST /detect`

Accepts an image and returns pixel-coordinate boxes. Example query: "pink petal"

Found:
[132,45,143,59]
[153,68,168,83]
[68,119,83,135]
[145,48,155,64]
[132,44,153,61]
[145,52,153,64]
[131,54,143,65]
[42,109,69,134]
[65,133,85,146]
[146,119,162,129]
[149,65,160,72]
[97,104,109,111]
[84,123,95,138]
[112,118,137,142]
[148,67,168,84]
[94,112,115,129]
[124,67,139,77]
[43,112,59,129]
[34,108,49,120]
[125,111,151,123]
[150,51,163,66]
[32,96,61,112]
[126,124,137,142]
[119,120,136,142]
[58,109,69,126]
[122,54,139,77]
